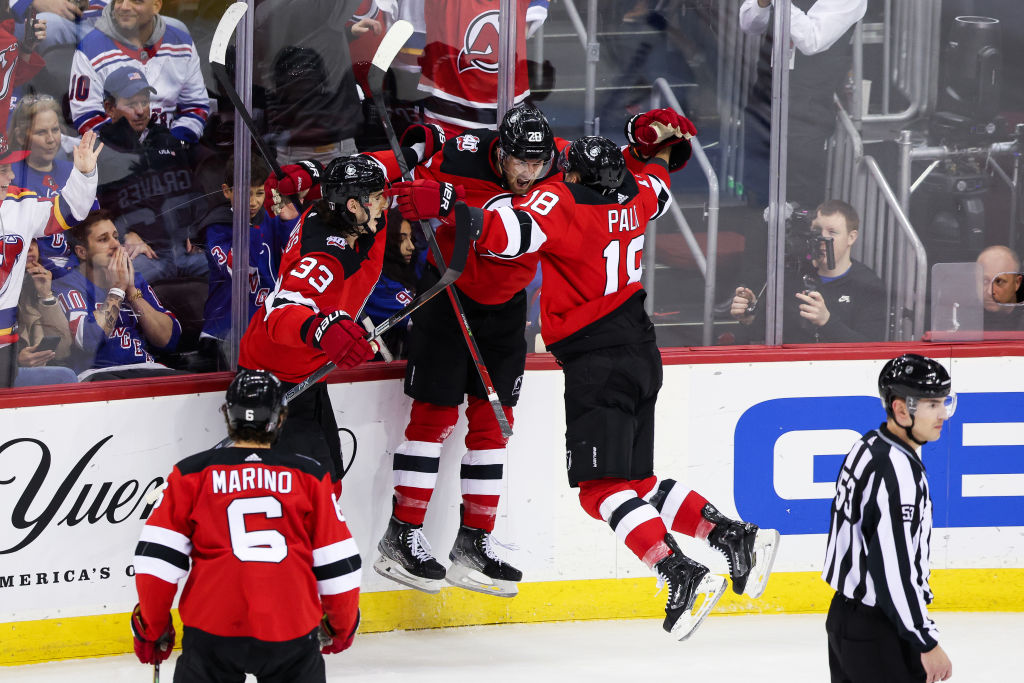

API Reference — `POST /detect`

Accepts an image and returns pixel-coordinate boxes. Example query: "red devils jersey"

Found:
[417,128,567,305]
[133,445,360,641]
[418,0,547,132]
[240,151,405,383]
[477,161,673,345]
[238,207,386,383]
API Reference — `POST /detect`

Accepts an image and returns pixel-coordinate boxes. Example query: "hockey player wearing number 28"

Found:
[131,370,361,682]
[391,127,781,640]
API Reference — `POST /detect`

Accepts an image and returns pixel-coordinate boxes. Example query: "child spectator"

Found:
[195,155,301,369]
[363,207,421,358]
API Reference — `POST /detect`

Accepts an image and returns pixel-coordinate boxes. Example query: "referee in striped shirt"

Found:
[822,354,955,682]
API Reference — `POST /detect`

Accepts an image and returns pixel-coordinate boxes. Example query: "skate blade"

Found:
[373,555,445,594]
[670,574,727,642]
[445,563,519,598]
[744,529,781,599]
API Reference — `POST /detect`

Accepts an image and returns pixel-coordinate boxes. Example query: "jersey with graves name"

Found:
[53,270,181,371]
[417,128,567,305]
[133,445,361,641]
[477,161,672,345]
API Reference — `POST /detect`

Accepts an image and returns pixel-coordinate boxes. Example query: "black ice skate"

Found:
[446,525,523,598]
[373,516,447,594]
[703,504,780,598]
[655,534,727,641]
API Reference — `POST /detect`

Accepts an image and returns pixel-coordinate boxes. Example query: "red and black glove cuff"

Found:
[302,310,350,350]
[400,123,446,164]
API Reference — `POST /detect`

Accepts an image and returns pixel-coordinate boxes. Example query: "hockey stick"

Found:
[209,2,301,210]
[366,20,513,438]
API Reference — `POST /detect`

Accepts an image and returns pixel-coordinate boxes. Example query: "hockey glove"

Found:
[319,609,360,655]
[399,123,446,164]
[388,180,465,222]
[303,310,375,370]
[264,160,325,213]
[624,108,697,158]
[130,604,174,665]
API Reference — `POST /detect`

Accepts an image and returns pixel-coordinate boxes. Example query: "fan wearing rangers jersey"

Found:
[69,0,210,143]
[393,133,780,641]
[372,105,566,598]
[239,154,392,482]
[418,0,548,136]
[822,354,955,683]
[53,208,182,380]
[0,130,102,387]
[131,370,361,682]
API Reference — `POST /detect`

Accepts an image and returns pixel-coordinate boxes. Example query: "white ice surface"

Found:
[3,612,1019,682]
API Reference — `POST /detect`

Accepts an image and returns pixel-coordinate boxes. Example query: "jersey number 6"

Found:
[227,496,287,563]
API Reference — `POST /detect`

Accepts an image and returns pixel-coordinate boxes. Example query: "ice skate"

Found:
[703,504,780,598]
[446,525,522,598]
[656,534,726,641]
[373,516,447,594]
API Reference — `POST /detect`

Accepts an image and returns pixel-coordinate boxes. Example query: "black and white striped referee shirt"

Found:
[822,423,940,651]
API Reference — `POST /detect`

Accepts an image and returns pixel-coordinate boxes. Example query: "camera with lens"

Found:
[785,205,835,293]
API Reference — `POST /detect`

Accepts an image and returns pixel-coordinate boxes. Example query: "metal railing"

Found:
[828,102,928,340]
[644,78,720,347]
[715,0,761,200]
[851,0,941,125]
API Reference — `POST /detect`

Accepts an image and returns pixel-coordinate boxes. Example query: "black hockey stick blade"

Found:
[208,3,300,209]
[366,23,513,438]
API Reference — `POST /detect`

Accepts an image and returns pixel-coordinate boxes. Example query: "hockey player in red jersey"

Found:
[131,370,361,681]
[372,104,566,598]
[239,155,388,481]
[392,131,780,640]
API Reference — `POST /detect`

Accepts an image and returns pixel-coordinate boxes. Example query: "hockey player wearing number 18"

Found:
[391,135,781,641]
[131,370,361,682]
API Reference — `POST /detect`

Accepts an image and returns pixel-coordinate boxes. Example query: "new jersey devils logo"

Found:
[457,11,500,74]
[0,234,27,296]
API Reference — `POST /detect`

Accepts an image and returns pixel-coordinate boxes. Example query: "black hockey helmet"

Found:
[558,136,627,195]
[498,104,555,161]
[878,354,955,419]
[321,155,387,226]
[224,369,287,436]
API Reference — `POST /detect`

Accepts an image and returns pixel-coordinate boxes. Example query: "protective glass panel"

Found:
[929,262,983,341]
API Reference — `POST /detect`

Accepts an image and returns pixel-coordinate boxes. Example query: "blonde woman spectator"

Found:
[15,240,78,386]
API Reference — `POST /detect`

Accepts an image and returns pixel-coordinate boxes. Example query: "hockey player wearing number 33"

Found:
[239,154,390,483]
[391,134,781,640]
[131,370,361,681]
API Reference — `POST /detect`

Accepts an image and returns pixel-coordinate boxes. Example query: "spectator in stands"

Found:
[0,5,46,117]
[729,199,885,343]
[15,239,78,386]
[363,207,422,359]
[977,245,1024,332]
[195,155,300,369]
[69,0,209,143]
[10,93,99,276]
[52,209,183,380]
[253,0,367,164]
[95,66,207,282]
[740,0,867,209]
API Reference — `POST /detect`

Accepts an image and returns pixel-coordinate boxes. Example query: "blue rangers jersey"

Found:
[53,269,181,372]
[69,7,209,142]
[199,206,298,341]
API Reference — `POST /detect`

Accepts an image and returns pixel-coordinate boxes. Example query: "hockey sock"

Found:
[392,401,459,526]
[642,479,714,540]
[580,478,671,568]
[461,398,513,532]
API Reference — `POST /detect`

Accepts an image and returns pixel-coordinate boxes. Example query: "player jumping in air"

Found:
[391,127,780,640]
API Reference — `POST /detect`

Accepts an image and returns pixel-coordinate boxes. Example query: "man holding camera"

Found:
[729,199,885,343]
